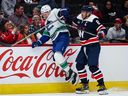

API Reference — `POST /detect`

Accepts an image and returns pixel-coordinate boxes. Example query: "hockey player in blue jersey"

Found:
[73,5,108,95]
[32,5,78,85]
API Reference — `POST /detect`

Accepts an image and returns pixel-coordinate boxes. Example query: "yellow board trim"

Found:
[0,81,128,94]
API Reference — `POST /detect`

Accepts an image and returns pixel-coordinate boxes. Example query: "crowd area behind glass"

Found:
[0,0,128,45]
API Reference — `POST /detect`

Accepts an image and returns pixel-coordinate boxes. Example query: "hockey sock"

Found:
[77,67,88,84]
[60,61,70,72]
[54,52,70,72]
[89,66,104,85]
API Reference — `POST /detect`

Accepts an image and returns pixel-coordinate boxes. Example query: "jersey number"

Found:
[46,25,54,31]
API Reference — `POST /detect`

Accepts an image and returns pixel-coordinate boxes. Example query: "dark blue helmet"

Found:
[81,5,93,12]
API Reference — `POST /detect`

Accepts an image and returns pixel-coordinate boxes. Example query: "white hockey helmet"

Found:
[41,5,51,13]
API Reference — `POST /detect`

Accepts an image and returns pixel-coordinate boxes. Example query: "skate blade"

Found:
[98,90,108,95]
[76,90,89,94]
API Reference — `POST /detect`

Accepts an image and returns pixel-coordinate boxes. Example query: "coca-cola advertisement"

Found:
[1,45,128,85]
[0,46,80,84]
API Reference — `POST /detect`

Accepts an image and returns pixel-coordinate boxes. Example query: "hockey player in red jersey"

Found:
[72,5,108,95]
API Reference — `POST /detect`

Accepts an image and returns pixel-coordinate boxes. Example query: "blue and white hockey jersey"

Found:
[73,14,107,45]
[43,8,69,41]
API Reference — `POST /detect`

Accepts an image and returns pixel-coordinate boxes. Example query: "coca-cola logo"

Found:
[0,48,77,79]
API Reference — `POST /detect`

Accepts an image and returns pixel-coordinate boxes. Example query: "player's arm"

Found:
[32,30,50,48]
[72,17,86,31]
[94,18,107,40]
[72,17,79,27]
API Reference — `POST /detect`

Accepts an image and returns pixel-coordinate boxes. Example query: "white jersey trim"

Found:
[77,14,98,22]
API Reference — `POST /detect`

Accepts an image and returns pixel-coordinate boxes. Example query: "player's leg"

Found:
[52,33,70,54]
[75,46,89,94]
[87,43,108,95]
[53,33,79,85]
[54,48,79,86]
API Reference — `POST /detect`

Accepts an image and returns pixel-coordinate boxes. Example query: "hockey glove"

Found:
[98,32,105,40]
[32,35,50,48]
[32,40,42,48]
[58,8,70,21]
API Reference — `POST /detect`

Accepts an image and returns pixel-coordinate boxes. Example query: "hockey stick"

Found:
[0,18,60,47]
[67,24,128,42]
[65,23,96,36]
[56,17,96,36]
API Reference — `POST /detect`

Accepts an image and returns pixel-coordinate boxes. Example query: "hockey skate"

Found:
[76,83,89,94]
[65,69,79,85]
[97,84,108,95]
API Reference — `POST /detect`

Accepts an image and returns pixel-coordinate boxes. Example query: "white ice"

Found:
[1,90,128,96]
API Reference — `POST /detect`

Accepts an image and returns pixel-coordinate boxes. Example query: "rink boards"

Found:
[0,44,128,94]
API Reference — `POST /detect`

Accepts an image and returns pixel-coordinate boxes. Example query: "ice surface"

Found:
[0,90,128,96]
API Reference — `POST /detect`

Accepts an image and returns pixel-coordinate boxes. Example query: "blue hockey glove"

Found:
[32,35,50,48]
[32,41,42,48]
[59,8,70,20]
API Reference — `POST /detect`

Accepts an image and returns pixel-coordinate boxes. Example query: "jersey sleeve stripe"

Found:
[96,25,106,32]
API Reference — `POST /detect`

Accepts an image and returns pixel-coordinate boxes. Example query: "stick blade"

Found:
[0,42,13,47]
